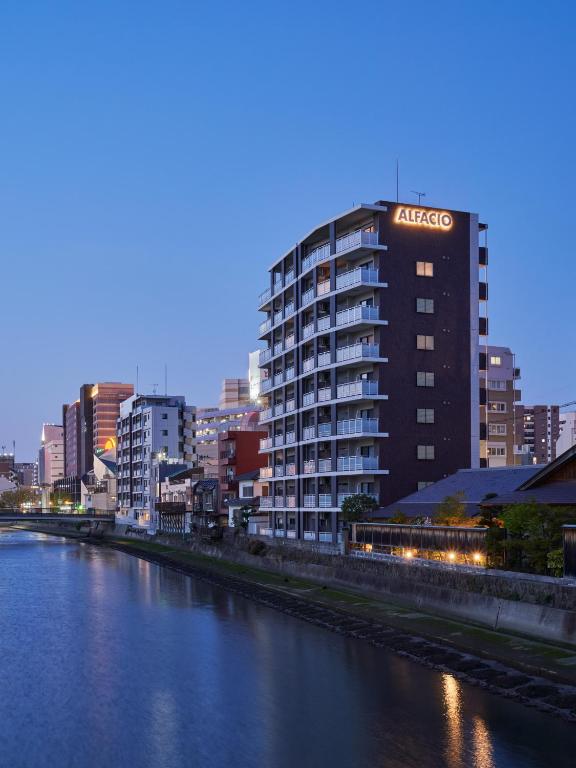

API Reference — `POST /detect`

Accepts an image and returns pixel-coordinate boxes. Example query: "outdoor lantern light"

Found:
[447,551,457,562]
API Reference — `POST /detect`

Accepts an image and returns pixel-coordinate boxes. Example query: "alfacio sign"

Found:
[394,206,453,231]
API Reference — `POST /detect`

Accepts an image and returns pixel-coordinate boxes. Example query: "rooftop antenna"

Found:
[152,383,159,395]
[164,364,168,395]
[136,365,139,396]
[396,159,399,202]
[411,190,426,205]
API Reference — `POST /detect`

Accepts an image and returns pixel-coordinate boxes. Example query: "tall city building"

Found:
[14,461,38,487]
[38,424,64,487]
[116,394,196,530]
[515,404,561,464]
[480,346,522,467]
[0,452,15,479]
[557,411,576,457]
[63,382,134,478]
[257,200,486,543]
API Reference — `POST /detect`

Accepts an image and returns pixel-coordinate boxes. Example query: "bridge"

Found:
[0,508,115,524]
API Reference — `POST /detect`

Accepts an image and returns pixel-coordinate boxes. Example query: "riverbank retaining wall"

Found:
[16,522,576,646]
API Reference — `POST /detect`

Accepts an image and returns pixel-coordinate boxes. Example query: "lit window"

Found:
[417,334,435,351]
[417,371,435,387]
[488,423,507,435]
[416,298,434,314]
[417,408,435,424]
[416,261,434,277]
[488,401,507,413]
[487,446,506,457]
[417,445,435,460]
[490,356,502,366]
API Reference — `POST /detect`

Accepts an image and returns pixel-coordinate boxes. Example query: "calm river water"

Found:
[0,530,574,768]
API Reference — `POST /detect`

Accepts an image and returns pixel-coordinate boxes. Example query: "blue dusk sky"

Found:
[0,1,574,460]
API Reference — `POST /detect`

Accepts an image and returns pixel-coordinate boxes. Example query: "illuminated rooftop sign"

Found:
[394,206,453,231]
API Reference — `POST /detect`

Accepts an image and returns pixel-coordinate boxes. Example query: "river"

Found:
[0,530,574,768]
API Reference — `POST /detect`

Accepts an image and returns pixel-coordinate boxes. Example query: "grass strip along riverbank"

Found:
[93,534,576,723]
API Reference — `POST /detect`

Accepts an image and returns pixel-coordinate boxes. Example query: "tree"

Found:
[0,487,39,509]
[340,493,378,523]
[434,492,474,527]
[500,502,576,575]
[388,510,408,524]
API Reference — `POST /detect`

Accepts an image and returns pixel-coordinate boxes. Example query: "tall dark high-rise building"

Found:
[256,200,487,544]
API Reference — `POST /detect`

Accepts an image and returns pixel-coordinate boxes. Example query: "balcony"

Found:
[274,373,284,386]
[318,422,332,438]
[260,378,272,394]
[303,459,316,474]
[303,426,316,440]
[274,529,285,537]
[318,494,332,508]
[337,417,378,435]
[259,287,272,306]
[285,269,295,284]
[317,315,331,332]
[317,279,330,296]
[318,350,331,367]
[318,386,331,402]
[260,497,273,508]
[285,367,295,381]
[259,318,272,335]
[273,403,284,416]
[285,334,295,349]
[286,495,296,508]
[285,398,296,412]
[274,341,283,356]
[302,242,331,272]
[285,301,295,317]
[337,379,378,399]
[336,266,379,291]
[274,310,283,326]
[259,408,272,422]
[286,463,296,476]
[287,529,297,539]
[303,358,315,374]
[274,435,285,447]
[260,437,273,450]
[303,530,316,541]
[285,431,296,444]
[318,458,332,472]
[336,342,379,363]
[319,532,334,543]
[303,495,316,508]
[336,304,380,327]
[274,495,284,508]
[301,287,315,306]
[337,456,378,472]
[303,391,315,406]
[260,527,273,537]
[274,465,284,477]
[303,322,314,340]
[335,230,379,253]
[259,347,272,364]
[260,466,273,479]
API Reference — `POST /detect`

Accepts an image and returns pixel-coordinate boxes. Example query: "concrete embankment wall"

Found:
[17,522,576,647]
[117,530,576,647]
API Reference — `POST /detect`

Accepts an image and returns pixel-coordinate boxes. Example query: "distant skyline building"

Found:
[256,199,487,543]
[481,346,522,467]
[63,381,134,479]
[116,394,196,531]
[14,461,38,487]
[219,378,250,410]
[515,404,561,464]
[557,411,576,457]
[38,424,64,487]
[195,405,261,478]
[248,350,262,402]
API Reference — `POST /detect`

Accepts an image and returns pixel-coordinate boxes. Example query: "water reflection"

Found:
[0,531,574,768]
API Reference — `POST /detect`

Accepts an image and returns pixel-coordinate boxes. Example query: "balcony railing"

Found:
[303,460,316,474]
[303,531,316,541]
[318,458,332,472]
[336,304,380,327]
[337,380,379,399]
[336,342,379,362]
[319,532,334,543]
[273,403,284,416]
[318,386,331,402]
[259,347,272,364]
[285,302,295,317]
[303,426,316,440]
[337,456,378,472]
[303,358,315,373]
[274,465,284,477]
[274,310,283,326]
[317,351,331,367]
[303,391,315,406]
[285,334,295,349]
[286,495,296,508]
[318,494,333,508]
[317,279,330,296]
[335,229,379,253]
[285,398,296,412]
[259,287,272,305]
[285,367,295,381]
[285,269,295,285]
[260,437,273,450]
[301,287,315,306]
[336,266,379,290]
[286,463,296,476]
[274,373,283,386]
[274,435,285,447]
[287,529,297,539]
[275,529,285,537]
[260,466,273,479]
[260,527,274,537]
[318,422,332,438]
[302,242,331,272]
[303,495,316,508]
[260,379,272,393]
[317,315,331,332]
[274,496,284,508]
[259,408,272,422]
[259,318,272,334]
[303,322,314,339]
[274,341,283,356]
[260,497,273,509]
[285,431,296,444]
[336,417,378,435]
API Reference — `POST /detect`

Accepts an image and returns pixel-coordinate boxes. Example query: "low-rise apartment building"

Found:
[515,404,561,464]
[480,346,521,467]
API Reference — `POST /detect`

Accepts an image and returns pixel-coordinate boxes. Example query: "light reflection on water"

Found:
[0,530,574,768]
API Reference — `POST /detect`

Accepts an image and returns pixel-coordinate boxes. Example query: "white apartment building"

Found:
[557,411,576,457]
[38,424,65,486]
[116,394,195,531]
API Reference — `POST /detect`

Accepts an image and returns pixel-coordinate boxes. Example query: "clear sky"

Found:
[1,0,574,460]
